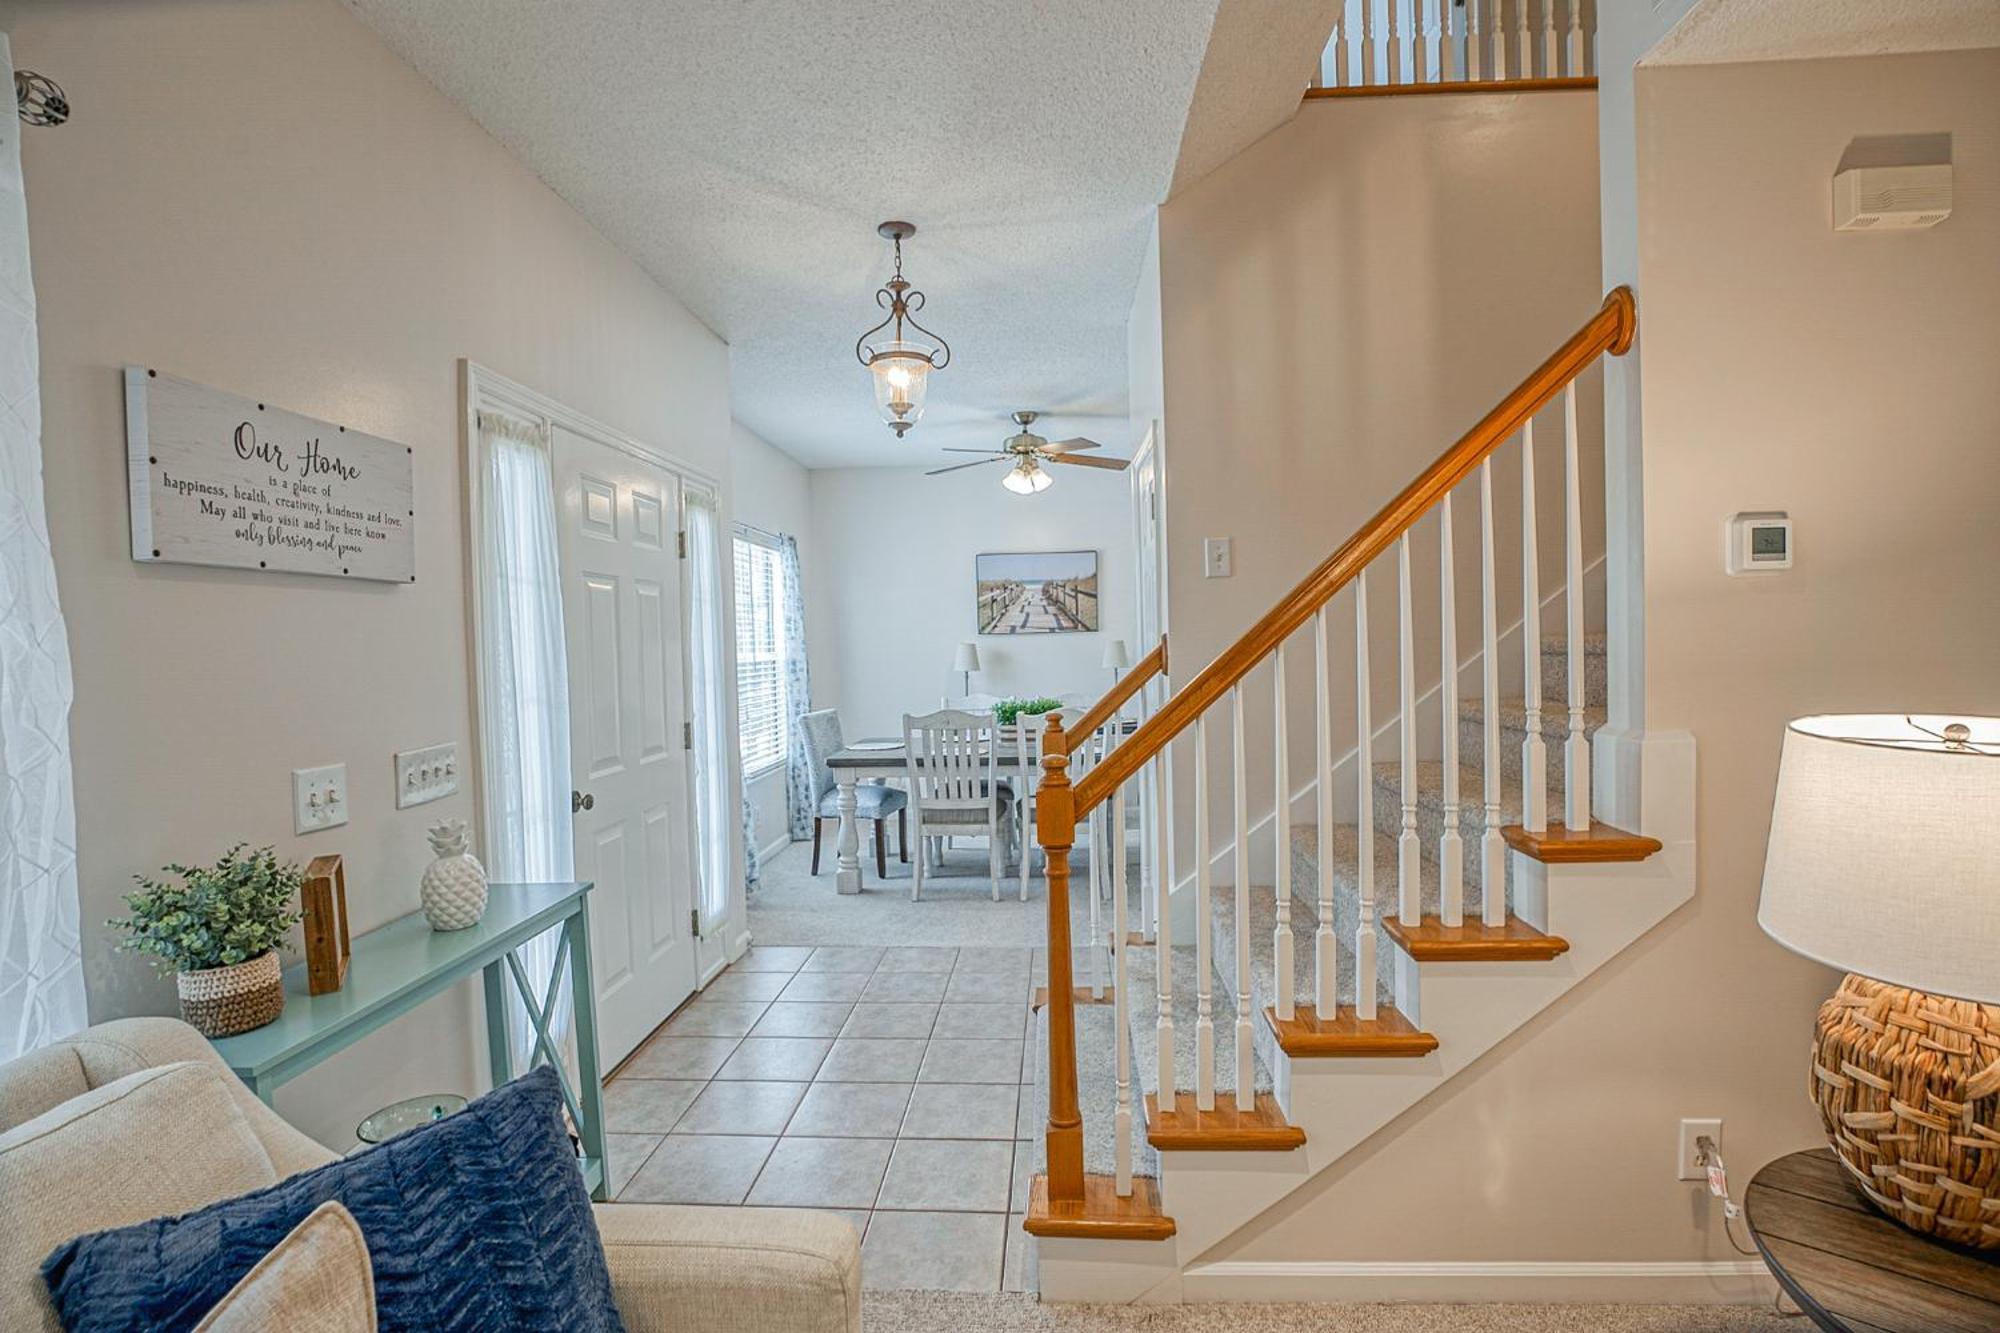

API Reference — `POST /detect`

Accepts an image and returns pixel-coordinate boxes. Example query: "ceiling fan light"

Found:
[1002,458,1052,495]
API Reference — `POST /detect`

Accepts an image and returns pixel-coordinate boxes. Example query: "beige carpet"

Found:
[861,1293,1788,1331]
[749,841,1070,948]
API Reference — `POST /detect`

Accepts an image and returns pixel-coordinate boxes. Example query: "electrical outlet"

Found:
[293,763,348,835]
[395,742,460,810]
[1678,1117,1722,1181]
[1203,536,1233,578]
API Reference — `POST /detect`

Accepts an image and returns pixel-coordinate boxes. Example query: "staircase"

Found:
[1022,289,1698,1301]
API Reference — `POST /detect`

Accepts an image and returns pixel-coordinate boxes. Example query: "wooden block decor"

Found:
[302,854,351,996]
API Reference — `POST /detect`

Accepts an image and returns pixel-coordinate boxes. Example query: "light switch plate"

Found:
[293,764,348,835]
[395,742,460,810]
[1203,537,1233,578]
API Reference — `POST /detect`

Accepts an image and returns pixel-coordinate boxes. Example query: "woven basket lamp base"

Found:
[1812,973,2000,1250]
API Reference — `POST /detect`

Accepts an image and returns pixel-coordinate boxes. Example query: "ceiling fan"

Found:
[924,411,1130,494]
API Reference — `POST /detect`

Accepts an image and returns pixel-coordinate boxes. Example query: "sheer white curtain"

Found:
[0,35,87,1061]
[683,492,731,933]
[474,409,576,1077]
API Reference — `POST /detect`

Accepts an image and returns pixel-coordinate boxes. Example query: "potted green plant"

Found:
[993,696,1065,727]
[108,844,305,1038]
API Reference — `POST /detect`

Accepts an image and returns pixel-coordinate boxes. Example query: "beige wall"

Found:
[9,0,733,1146]
[1213,48,1998,1267]
[1155,90,1604,856]
[809,464,1136,742]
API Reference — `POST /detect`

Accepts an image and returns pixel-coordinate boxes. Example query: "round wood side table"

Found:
[1744,1148,2000,1332]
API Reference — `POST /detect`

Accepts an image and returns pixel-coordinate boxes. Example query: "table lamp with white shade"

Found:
[1756,713,2000,1250]
[1101,638,1130,682]
[953,642,981,697]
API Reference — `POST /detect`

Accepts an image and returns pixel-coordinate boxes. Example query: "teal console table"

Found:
[209,881,608,1200]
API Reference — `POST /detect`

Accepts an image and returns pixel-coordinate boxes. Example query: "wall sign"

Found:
[124,366,415,583]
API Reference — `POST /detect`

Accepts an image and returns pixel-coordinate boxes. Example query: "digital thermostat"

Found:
[1726,512,1792,575]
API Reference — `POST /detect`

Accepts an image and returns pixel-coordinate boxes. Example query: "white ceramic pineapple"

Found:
[420,820,488,931]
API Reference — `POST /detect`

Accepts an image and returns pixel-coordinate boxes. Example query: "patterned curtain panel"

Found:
[0,34,87,1061]
[780,535,815,841]
[741,794,760,892]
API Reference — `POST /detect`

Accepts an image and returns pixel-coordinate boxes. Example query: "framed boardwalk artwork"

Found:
[977,550,1098,634]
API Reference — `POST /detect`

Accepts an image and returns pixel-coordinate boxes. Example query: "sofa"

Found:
[0,1018,861,1331]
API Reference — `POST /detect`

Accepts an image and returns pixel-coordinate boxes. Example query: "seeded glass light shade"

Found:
[1002,458,1052,494]
[1758,714,2000,1004]
[869,343,932,435]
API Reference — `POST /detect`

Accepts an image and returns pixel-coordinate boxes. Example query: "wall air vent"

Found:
[1833,164,1952,232]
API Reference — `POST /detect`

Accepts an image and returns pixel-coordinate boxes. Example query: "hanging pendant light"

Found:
[855,221,951,437]
[1001,457,1053,494]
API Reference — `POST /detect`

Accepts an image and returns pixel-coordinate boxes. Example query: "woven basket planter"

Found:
[176,951,285,1039]
[1812,973,2000,1250]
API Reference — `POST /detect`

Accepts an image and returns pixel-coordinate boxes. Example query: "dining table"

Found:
[824,716,1134,895]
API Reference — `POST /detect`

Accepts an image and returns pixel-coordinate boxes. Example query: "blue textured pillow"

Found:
[41,1064,624,1333]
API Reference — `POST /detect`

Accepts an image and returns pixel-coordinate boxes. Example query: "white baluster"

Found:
[1413,0,1431,84]
[1331,3,1352,88]
[1521,419,1549,834]
[1153,741,1176,1107]
[1566,0,1585,77]
[1563,381,1591,831]
[1355,578,1378,1020]
[1517,0,1534,80]
[1467,0,1485,81]
[1113,782,1133,1197]
[1087,728,1104,1000]
[1397,533,1421,927]
[1541,0,1560,80]
[1194,713,1215,1111]
[1438,493,1464,926]
[1440,0,1458,82]
[1360,0,1377,86]
[1313,607,1338,1018]
[1386,0,1403,85]
[1273,643,1295,1022]
[1231,685,1254,1101]
[1479,457,1506,926]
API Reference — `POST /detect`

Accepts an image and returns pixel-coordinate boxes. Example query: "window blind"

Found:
[733,534,788,776]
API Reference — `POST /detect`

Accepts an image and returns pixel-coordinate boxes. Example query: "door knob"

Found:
[571,790,594,813]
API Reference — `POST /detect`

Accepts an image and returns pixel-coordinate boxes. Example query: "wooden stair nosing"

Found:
[1380,914,1570,961]
[1263,1002,1439,1058]
[1031,984,1119,1011]
[1501,820,1662,864]
[1024,1173,1177,1241]
[1143,1089,1306,1151]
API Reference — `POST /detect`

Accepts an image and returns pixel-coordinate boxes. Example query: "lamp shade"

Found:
[1757,714,2000,1004]
[953,642,981,673]
[1101,639,1130,670]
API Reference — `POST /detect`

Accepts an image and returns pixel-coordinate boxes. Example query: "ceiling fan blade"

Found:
[1043,452,1129,471]
[1041,436,1103,453]
[926,457,1010,476]
[939,447,1009,455]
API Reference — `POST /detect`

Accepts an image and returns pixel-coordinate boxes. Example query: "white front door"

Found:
[554,425,698,1066]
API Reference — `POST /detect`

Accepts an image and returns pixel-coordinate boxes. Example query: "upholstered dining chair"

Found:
[800,709,907,881]
[902,708,1015,902]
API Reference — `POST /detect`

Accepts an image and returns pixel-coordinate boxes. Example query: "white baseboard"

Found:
[758,833,793,865]
[1179,1259,1775,1305]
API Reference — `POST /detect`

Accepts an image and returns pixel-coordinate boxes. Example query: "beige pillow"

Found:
[196,1201,376,1332]
[0,1060,278,1333]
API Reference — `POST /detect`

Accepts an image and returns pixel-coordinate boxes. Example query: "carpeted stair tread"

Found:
[1369,757,1571,867]
[1459,697,1607,785]
[1206,882,1393,1074]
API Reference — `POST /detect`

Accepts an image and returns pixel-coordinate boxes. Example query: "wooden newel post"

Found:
[1038,713,1086,1204]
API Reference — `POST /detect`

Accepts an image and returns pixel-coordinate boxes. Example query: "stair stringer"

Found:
[1034,731,1695,1304]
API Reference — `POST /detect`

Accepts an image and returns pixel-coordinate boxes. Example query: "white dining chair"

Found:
[1009,709,1069,903]
[903,708,1014,902]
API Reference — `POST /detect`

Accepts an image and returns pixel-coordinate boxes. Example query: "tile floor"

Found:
[602,942,1043,1294]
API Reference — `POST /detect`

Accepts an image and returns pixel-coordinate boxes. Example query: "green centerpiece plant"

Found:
[993,696,1065,726]
[108,843,304,1038]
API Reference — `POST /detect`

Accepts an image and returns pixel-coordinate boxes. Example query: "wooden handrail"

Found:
[1072,287,1635,816]
[1065,636,1167,745]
